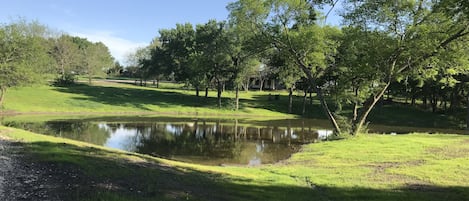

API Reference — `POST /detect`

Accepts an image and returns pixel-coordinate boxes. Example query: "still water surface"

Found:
[4,116,463,165]
[4,116,333,166]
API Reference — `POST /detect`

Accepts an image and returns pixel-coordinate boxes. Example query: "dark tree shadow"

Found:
[242,94,327,118]
[54,84,223,111]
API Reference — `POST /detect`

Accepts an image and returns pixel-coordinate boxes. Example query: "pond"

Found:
[2,116,334,166]
[2,115,464,166]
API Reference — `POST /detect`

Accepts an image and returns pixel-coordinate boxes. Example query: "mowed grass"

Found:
[2,125,469,201]
[3,81,306,118]
[3,80,463,130]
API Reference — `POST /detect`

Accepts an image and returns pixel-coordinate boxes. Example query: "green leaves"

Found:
[0,20,52,89]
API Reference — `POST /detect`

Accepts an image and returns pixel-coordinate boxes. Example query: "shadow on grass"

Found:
[55,84,324,117]
[54,83,463,130]
[18,140,469,201]
[243,94,327,118]
[369,104,464,129]
[23,141,316,201]
[55,83,221,111]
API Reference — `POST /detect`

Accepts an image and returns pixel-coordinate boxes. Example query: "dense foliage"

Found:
[0,19,114,107]
[129,0,468,135]
[1,1,468,135]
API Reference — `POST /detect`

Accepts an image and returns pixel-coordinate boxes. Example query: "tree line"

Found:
[0,19,114,106]
[127,0,468,135]
[1,0,468,136]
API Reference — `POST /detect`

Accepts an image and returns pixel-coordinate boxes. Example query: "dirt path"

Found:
[0,139,72,201]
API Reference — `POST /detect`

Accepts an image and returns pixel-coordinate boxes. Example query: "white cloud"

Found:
[71,30,147,64]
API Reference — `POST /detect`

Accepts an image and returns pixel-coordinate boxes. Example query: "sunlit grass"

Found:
[4,82,298,119]
[2,125,469,201]
[4,80,462,131]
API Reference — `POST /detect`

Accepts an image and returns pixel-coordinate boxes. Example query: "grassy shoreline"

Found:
[1,81,468,200]
[1,125,468,201]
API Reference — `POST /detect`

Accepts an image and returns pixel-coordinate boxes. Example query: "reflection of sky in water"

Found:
[291,133,298,139]
[247,141,265,166]
[6,117,342,165]
[91,122,325,165]
[318,130,333,140]
[101,124,140,151]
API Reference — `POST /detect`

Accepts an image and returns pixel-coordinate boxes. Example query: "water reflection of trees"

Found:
[130,120,320,165]
[5,118,323,165]
[4,121,111,146]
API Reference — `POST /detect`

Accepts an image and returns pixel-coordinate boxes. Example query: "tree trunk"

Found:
[205,87,209,98]
[353,102,358,122]
[156,79,159,88]
[449,89,456,110]
[423,96,428,109]
[61,63,65,80]
[0,87,6,109]
[288,87,293,114]
[259,79,264,92]
[196,86,200,97]
[353,82,391,136]
[244,80,249,92]
[431,94,438,113]
[235,86,239,111]
[466,94,469,130]
[309,91,313,105]
[302,90,307,115]
[217,81,222,108]
[315,85,342,134]
[297,62,342,134]
[353,88,359,122]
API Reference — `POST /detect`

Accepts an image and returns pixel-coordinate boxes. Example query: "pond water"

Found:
[3,116,334,166]
[3,115,464,166]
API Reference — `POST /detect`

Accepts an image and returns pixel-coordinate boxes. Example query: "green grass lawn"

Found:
[2,80,463,130]
[2,81,304,118]
[1,126,468,201]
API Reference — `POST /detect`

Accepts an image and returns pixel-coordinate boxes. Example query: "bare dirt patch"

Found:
[366,160,428,185]
[426,146,469,159]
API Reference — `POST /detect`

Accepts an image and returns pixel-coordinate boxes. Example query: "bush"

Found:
[53,74,76,86]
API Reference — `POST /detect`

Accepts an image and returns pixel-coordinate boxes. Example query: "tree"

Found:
[107,61,124,77]
[229,0,468,135]
[337,0,469,135]
[0,20,52,108]
[126,46,153,85]
[226,18,264,110]
[85,42,114,83]
[49,34,80,84]
[195,20,233,108]
[268,50,304,114]
[159,23,196,83]
[67,37,113,84]
[228,0,342,133]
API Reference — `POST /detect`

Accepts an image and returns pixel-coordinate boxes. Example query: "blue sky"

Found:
[0,0,341,63]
